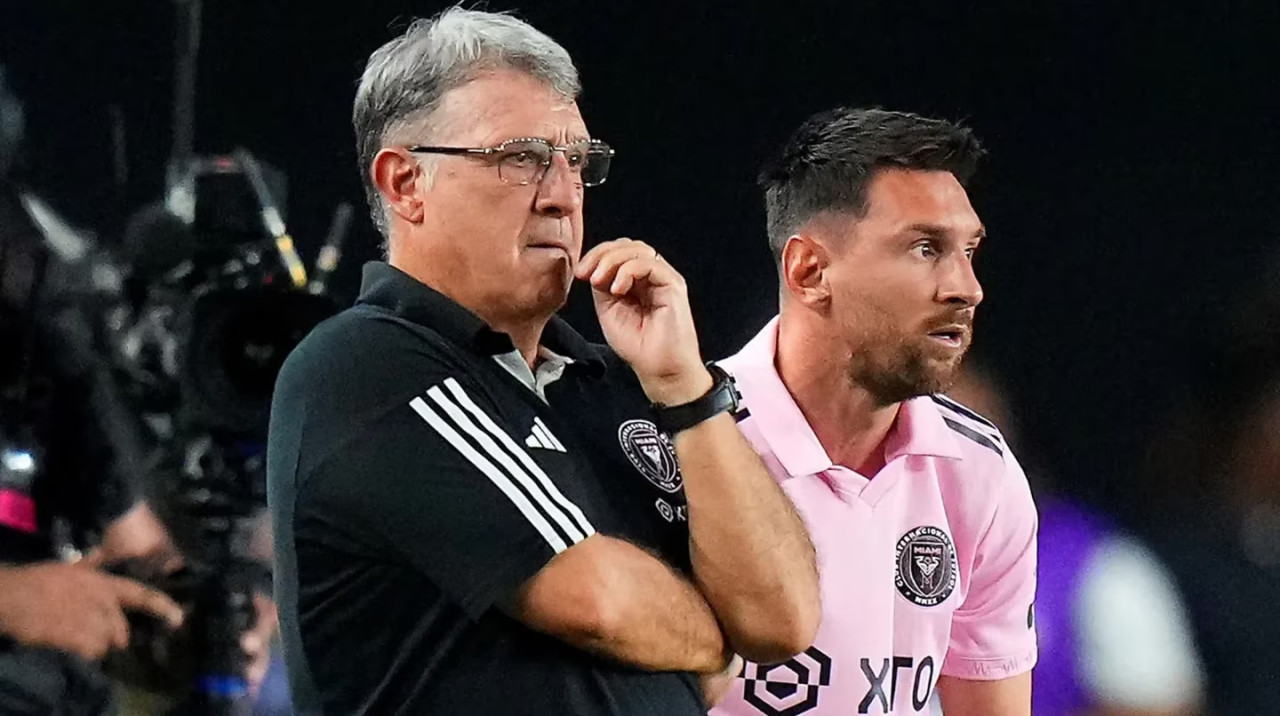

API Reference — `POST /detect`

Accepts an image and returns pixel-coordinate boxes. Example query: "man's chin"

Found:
[919,355,966,394]
[877,358,964,404]
[922,373,960,397]
[523,276,573,316]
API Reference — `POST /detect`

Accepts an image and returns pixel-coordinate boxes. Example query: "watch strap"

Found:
[651,363,740,435]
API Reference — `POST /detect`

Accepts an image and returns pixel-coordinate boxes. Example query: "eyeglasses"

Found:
[406,137,615,187]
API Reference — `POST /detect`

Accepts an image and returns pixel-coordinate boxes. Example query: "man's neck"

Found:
[775,313,900,476]
[489,318,546,369]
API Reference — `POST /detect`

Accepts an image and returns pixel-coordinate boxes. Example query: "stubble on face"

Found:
[841,299,972,407]
[816,169,982,406]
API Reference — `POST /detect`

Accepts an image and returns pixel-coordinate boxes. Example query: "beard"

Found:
[850,328,971,406]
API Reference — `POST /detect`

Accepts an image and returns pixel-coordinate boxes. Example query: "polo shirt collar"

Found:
[731,317,963,479]
[541,310,608,373]
[884,396,965,462]
[356,261,606,373]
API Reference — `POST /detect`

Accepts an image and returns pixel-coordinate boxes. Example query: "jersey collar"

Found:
[726,317,963,480]
[356,261,606,373]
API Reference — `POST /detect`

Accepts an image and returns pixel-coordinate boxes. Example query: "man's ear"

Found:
[780,233,832,307]
[371,148,425,224]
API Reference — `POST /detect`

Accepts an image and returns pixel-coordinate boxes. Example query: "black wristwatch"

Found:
[652,362,741,435]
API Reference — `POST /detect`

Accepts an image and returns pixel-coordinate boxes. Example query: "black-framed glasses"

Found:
[406,137,615,187]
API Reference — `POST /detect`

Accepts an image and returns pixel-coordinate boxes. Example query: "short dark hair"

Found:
[758,107,986,260]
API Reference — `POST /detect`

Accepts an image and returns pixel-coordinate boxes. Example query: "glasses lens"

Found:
[581,141,613,186]
[497,140,553,185]
[562,142,589,172]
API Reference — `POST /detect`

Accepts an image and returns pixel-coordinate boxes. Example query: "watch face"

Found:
[708,362,740,413]
[727,382,742,413]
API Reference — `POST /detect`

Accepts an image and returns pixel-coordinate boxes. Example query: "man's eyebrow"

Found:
[902,223,986,240]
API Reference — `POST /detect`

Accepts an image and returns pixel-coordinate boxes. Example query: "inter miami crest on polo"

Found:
[894,526,958,607]
[617,419,683,493]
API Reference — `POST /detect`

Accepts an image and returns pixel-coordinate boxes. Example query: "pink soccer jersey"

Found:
[711,318,1038,716]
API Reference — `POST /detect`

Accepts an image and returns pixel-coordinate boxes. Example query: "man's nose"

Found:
[938,254,984,307]
[533,153,583,217]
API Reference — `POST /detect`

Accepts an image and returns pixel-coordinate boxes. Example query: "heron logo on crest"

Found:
[894,526,958,607]
[618,419,683,493]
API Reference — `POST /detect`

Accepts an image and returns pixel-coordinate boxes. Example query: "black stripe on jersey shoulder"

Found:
[931,394,998,430]
[733,407,752,423]
[941,417,1004,458]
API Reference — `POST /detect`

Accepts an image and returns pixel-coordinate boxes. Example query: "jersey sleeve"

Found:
[300,372,596,620]
[942,450,1038,680]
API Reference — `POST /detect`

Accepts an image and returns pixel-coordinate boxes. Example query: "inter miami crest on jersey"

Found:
[617,419,683,493]
[894,526,958,607]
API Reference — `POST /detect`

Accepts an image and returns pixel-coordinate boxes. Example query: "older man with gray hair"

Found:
[267,7,819,715]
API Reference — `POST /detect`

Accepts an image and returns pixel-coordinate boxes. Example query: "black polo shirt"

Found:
[268,262,704,715]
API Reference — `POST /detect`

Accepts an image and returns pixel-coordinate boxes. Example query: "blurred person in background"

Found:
[1,60,185,715]
[1,61,277,715]
[947,358,1205,716]
[1140,262,1280,715]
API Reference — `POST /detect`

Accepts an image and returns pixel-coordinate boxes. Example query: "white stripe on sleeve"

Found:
[408,396,569,552]
[442,379,594,539]
[427,384,592,543]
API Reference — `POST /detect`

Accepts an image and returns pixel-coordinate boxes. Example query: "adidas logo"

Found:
[524,417,566,452]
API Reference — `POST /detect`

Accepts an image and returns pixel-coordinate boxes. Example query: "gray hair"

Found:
[353,6,581,237]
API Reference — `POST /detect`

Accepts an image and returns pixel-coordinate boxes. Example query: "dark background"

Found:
[2,0,1278,521]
